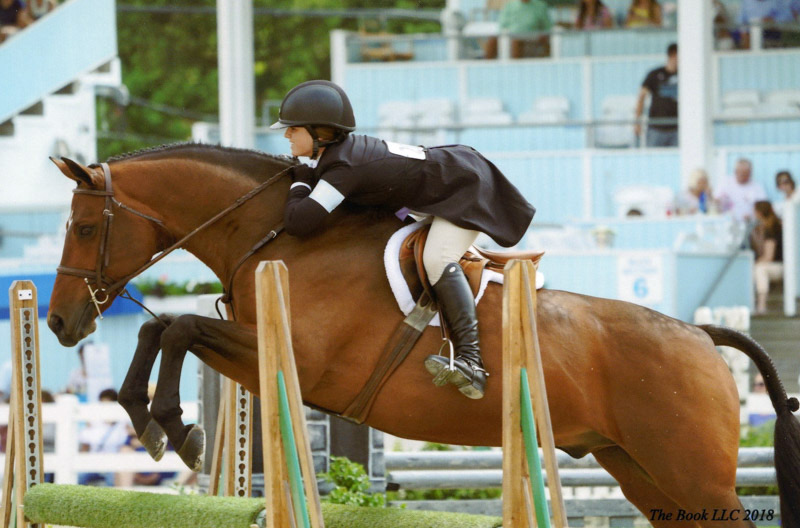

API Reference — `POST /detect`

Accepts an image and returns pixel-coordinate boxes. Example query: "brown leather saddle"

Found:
[399,224,544,300]
[341,224,544,424]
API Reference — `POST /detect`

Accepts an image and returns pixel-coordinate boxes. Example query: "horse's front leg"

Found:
[150,314,258,472]
[117,314,176,461]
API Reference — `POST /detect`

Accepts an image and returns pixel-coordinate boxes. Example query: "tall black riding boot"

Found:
[424,263,487,399]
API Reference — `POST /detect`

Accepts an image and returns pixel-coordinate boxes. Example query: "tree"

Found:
[98,0,443,159]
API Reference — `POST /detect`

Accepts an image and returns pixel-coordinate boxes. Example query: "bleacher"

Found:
[294,1,798,320]
[0,0,120,258]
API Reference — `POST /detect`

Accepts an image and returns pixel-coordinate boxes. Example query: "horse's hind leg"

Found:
[598,425,755,528]
[593,446,702,528]
[117,314,175,461]
[149,314,258,472]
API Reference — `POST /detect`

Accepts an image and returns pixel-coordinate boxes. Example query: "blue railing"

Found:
[0,0,117,124]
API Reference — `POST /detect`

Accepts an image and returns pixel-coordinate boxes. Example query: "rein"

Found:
[57,162,293,323]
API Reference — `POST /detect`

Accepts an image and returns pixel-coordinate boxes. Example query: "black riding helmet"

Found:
[270,80,356,131]
[271,80,355,158]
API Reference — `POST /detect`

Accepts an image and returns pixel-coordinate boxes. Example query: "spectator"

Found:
[0,0,31,43]
[0,358,11,403]
[774,170,796,217]
[735,0,800,49]
[65,342,89,401]
[624,0,662,28]
[78,388,134,486]
[575,0,614,29]
[118,383,178,487]
[677,168,714,215]
[484,0,552,59]
[716,158,768,222]
[634,43,678,147]
[750,201,783,315]
[25,0,55,21]
[752,373,767,393]
[713,0,736,50]
[41,390,56,482]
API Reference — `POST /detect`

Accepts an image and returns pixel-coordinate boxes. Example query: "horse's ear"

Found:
[50,156,102,188]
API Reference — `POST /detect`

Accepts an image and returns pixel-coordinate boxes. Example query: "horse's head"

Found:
[48,157,170,346]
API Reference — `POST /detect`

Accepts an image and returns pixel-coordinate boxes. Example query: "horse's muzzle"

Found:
[47,308,96,347]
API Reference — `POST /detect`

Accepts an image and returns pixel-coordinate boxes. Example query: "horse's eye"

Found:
[77,225,95,238]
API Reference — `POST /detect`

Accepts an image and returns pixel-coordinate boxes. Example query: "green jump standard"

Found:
[24,484,503,528]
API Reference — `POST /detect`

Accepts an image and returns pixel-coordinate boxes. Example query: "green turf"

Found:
[24,484,503,528]
[24,484,264,528]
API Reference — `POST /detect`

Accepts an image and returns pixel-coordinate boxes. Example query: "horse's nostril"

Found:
[48,314,64,334]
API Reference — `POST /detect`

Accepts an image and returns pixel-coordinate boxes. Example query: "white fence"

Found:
[0,394,198,484]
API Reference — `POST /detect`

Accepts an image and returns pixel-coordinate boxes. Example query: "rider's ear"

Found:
[50,157,102,188]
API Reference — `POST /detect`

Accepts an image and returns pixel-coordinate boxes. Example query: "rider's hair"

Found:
[315,126,341,141]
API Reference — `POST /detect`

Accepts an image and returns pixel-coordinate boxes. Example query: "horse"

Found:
[46,144,800,527]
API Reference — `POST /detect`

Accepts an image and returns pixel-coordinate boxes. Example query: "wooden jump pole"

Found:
[255,261,324,528]
[203,300,254,499]
[502,260,568,528]
[2,281,44,528]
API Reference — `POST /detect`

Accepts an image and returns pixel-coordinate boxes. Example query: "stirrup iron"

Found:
[431,337,456,386]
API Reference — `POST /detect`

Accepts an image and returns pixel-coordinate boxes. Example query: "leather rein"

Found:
[57,162,292,323]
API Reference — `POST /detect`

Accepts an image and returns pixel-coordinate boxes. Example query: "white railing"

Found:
[0,395,198,484]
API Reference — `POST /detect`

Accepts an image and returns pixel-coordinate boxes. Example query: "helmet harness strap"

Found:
[304,125,345,160]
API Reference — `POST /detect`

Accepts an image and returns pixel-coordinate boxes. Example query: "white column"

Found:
[330,30,348,87]
[783,201,798,316]
[217,0,255,149]
[678,0,713,188]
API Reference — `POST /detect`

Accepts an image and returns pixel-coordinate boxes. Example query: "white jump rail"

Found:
[0,398,198,484]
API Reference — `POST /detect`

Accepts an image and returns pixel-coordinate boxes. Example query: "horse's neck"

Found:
[116,159,290,283]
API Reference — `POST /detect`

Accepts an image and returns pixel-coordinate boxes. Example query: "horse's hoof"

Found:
[140,420,167,461]
[177,425,206,472]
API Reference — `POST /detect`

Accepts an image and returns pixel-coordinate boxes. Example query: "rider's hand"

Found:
[290,164,316,186]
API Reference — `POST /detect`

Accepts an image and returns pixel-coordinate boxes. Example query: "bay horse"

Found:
[47,144,800,527]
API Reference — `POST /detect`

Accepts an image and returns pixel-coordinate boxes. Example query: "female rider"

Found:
[272,80,535,399]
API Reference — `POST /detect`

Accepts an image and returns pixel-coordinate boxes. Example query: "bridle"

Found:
[57,162,292,322]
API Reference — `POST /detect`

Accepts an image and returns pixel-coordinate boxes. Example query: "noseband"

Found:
[57,162,291,320]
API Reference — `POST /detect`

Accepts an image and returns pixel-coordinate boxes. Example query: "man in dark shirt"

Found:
[634,43,678,147]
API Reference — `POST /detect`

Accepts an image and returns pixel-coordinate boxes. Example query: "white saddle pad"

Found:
[384,220,542,327]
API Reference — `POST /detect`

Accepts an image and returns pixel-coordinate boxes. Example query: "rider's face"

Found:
[284,126,313,158]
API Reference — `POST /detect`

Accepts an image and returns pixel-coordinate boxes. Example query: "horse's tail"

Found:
[699,324,800,525]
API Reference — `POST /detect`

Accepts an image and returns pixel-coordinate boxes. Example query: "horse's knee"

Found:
[159,314,198,352]
[138,314,172,340]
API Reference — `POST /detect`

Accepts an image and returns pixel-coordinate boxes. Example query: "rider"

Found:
[272,80,535,399]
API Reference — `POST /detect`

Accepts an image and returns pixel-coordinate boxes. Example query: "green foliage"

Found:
[134,277,223,297]
[737,420,778,495]
[387,487,502,502]
[320,456,386,507]
[99,1,444,160]
[387,443,502,502]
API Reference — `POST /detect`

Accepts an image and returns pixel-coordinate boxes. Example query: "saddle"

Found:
[341,224,544,424]
[399,224,544,300]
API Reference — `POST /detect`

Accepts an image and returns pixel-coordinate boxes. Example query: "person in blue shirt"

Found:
[736,0,800,48]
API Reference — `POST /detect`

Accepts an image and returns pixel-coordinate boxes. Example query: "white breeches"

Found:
[422,217,480,285]
[753,261,783,294]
